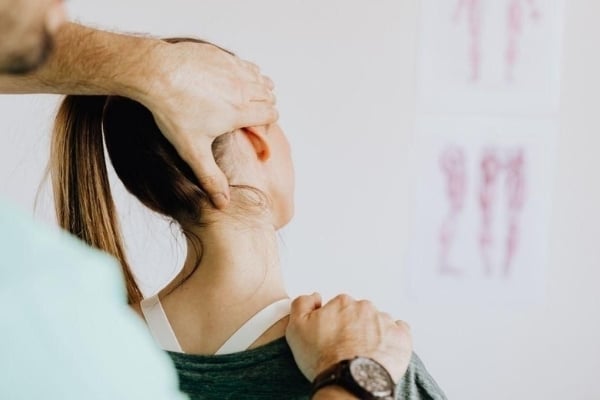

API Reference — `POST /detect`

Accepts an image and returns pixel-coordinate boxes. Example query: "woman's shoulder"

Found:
[168,337,311,399]
[166,338,447,400]
[168,336,294,368]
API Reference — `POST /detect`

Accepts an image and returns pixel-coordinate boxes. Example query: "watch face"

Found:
[349,357,394,397]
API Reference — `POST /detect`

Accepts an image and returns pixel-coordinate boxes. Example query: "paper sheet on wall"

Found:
[416,0,565,114]
[406,117,556,304]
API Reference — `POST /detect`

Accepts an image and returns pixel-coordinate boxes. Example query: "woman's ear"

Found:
[241,126,271,162]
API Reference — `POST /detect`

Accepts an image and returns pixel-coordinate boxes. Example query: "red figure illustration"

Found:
[439,146,467,275]
[438,145,527,279]
[506,0,541,81]
[479,148,502,276]
[454,0,483,82]
[454,0,541,82]
[503,149,526,275]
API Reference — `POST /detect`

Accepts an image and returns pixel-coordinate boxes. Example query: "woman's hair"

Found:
[50,38,255,304]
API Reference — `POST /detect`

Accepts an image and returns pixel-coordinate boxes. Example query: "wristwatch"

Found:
[310,357,395,400]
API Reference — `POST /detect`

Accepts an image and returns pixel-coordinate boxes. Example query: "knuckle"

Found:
[290,295,306,309]
[394,320,412,334]
[268,107,279,121]
[357,299,375,311]
[246,61,260,73]
[333,293,352,306]
[379,312,394,321]
[260,87,271,100]
[396,319,410,329]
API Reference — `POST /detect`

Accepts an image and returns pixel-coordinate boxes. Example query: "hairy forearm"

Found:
[0,22,162,102]
[0,19,276,206]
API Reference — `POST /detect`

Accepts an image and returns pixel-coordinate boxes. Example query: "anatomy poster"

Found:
[416,0,565,114]
[406,117,556,304]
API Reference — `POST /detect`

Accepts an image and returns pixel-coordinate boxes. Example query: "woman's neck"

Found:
[182,220,285,301]
[158,219,288,354]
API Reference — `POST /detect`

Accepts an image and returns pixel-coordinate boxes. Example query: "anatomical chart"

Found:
[407,0,563,303]
[416,0,565,114]
[406,118,556,303]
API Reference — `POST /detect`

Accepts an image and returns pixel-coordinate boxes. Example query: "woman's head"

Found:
[101,94,295,229]
[50,38,294,303]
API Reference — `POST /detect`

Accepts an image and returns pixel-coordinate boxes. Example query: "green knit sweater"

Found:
[168,338,446,400]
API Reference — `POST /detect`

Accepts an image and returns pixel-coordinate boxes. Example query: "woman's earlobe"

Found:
[242,127,271,161]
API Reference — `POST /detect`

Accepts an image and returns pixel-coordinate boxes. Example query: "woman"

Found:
[50,38,446,400]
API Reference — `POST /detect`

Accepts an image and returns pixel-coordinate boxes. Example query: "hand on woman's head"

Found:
[142,39,278,209]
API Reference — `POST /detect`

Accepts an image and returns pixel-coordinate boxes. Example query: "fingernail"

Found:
[214,193,229,209]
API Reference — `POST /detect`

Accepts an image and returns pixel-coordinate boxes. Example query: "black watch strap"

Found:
[310,357,395,400]
[310,360,350,398]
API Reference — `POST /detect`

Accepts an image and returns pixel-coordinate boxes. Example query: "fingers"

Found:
[261,75,275,90]
[244,82,276,103]
[327,293,355,309]
[237,81,278,128]
[239,59,275,89]
[238,102,279,128]
[242,60,260,75]
[290,292,322,320]
[185,142,231,209]
[235,58,278,128]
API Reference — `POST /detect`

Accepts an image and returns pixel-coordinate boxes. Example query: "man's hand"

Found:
[0,23,278,209]
[143,40,278,209]
[286,293,413,384]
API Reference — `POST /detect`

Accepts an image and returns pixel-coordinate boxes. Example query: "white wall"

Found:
[1,1,599,399]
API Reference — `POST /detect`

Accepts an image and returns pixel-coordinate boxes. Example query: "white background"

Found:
[0,1,599,399]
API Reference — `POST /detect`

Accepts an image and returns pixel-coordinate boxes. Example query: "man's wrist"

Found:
[101,31,166,106]
[0,22,165,100]
[312,386,358,400]
[311,356,396,400]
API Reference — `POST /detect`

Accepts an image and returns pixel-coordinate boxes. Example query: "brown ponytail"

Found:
[50,95,142,304]
[49,38,251,306]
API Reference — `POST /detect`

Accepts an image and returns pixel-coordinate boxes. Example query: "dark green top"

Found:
[168,338,446,400]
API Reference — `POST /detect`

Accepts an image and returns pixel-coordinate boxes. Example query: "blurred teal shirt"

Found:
[0,199,187,400]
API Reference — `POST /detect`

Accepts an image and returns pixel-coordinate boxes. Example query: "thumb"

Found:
[184,140,231,209]
[290,292,322,321]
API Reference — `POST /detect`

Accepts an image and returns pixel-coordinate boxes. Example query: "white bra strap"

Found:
[140,295,184,353]
[215,298,291,355]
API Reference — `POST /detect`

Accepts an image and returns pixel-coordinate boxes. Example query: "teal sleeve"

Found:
[0,199,188,400]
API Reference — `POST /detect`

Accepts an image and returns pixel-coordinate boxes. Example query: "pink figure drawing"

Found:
[506,0,541,81]
[439,146,467,276]
[454,0,483,82]
[479,148,502,276]
[503,149,526,275]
